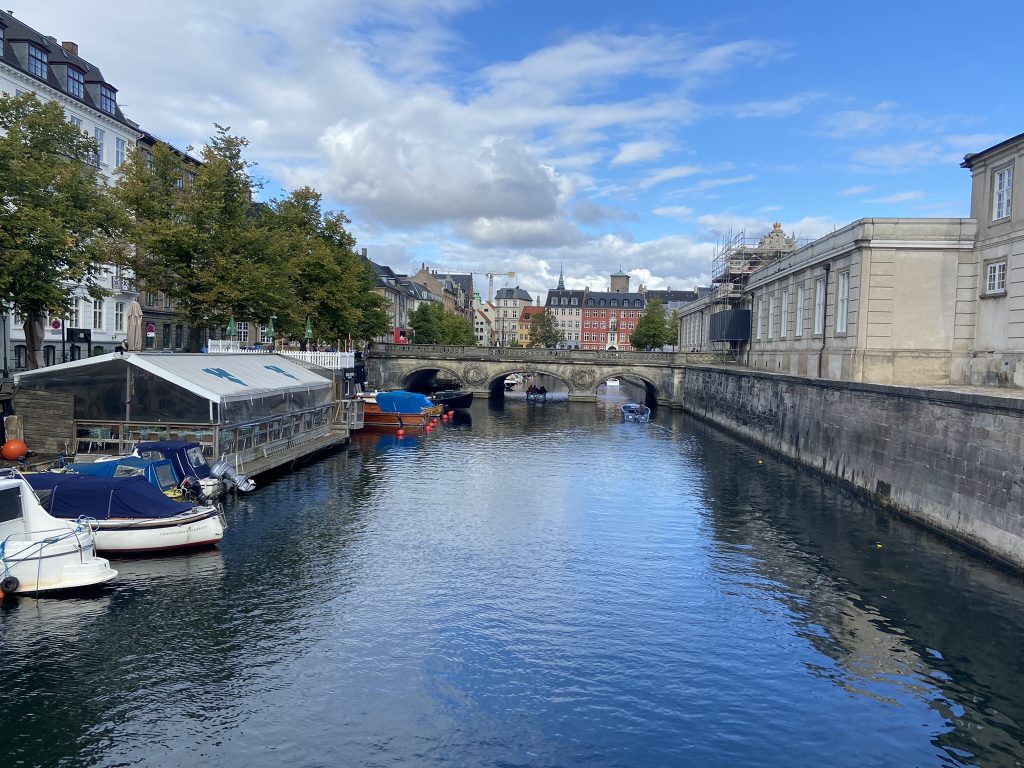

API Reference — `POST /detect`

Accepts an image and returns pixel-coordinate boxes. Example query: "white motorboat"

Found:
[621,403,651,423]
[26,473,225,555]
[0,469,118,595]
[606,377,620,386]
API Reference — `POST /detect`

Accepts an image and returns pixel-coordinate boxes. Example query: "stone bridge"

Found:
[365,343,728,407]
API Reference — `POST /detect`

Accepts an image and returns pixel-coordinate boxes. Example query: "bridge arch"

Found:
[399,365,464,392]
[484,367,573,396]
[592,371,660,406]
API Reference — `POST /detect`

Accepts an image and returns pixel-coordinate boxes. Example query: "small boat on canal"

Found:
[357,390,443,431]
[25,473,225,554]
[0,469,118,595]
[621,403,651,423]
[429,389,474,410]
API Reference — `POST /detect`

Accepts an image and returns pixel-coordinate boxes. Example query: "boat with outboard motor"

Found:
[61,455,190,501]
[357,390,443,431]
[0,469,118,595]
[25,472,225,554]
[134,441,255,497]
[621,403,651,423]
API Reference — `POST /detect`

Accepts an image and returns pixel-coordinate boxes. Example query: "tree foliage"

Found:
[115,127,387,350]
[0,93,130,367]
[408,302,476,345]
[528,310,564,347]
[630,298,673,350]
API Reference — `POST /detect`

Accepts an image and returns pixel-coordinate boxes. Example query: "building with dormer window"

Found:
[1,9,142,370]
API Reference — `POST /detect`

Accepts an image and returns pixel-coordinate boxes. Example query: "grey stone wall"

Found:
[682,365,1024,571]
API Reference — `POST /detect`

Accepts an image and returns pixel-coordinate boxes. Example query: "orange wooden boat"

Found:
[356,391,443,432]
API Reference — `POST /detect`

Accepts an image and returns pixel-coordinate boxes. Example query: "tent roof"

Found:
[16,352,332,404]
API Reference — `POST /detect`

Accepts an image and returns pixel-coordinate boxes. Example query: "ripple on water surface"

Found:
[2,399,1024,767]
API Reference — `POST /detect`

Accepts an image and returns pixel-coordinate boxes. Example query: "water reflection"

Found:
[1,401,1022,766]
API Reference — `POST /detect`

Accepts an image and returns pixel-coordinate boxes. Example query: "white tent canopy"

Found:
[16,353,334,425]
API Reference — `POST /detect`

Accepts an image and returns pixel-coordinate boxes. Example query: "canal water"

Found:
[3,386,1024,767]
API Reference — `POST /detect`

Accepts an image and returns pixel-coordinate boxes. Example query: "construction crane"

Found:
[422,266,516,303]
[486,271,516,303]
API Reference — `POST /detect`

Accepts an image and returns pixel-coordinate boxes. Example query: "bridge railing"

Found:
[369,343,726,365]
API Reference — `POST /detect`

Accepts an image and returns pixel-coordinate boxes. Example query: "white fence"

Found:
[206,340,354,369]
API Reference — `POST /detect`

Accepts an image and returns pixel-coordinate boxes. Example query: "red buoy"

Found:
[396,428,405,437]
[1,439,28,461]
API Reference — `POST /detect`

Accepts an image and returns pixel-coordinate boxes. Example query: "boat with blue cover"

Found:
[134,440,255,497]
[357,390,443,431]
[63,456,186,499]
[25,473,225,554]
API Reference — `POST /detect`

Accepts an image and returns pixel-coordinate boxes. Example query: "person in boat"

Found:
[538,386,547,399]
[527,385,535,397]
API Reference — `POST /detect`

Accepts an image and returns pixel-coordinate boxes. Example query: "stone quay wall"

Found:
[681,365,1024,571]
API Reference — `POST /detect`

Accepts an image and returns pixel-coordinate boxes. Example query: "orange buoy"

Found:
[1,439,28,461]
[396,428,405,437]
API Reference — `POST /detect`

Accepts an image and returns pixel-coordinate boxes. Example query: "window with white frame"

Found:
[114,302,125,331]
[68,301,80,328]
[795,284,805,337]
[93,127,105,165]
[163,293,172,309]
[814,277,826,335]
[993,166,1013,221]
[986,261,1007,294]
[781,289,790,339]
[115,137,126,168]
[756,297,764,340]
[92,300,103,330]
[237,322,249,343]
[27,44,47,79]
[836,271,849,333]
[768,294,776,340]
[68,115,82,130]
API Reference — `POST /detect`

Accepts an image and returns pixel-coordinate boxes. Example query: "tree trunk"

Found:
[23,314,46,369]
[188,325,205,353]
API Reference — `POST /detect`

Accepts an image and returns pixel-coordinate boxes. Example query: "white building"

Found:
[494,287,533,347]
[1,9,141,370]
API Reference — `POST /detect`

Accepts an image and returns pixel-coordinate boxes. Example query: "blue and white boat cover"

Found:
[26,473,195,520]
[375,391,434,413]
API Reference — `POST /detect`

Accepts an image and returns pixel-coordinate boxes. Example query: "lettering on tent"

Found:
[264,364,299,380]
[202,367,248,386]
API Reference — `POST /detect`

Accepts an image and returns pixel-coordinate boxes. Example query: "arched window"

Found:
[586,298,594,306]
[610,299,618,307]
[634,299,642,307]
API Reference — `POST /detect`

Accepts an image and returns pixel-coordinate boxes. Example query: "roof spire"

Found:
[557,262,565,290]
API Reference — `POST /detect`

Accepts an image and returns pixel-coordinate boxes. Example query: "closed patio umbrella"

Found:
[125,300,144,351]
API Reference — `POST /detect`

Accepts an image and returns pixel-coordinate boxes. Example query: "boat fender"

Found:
[1,576,20,595]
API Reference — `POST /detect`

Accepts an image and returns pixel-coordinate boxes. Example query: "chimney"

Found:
[62,41,79,56]
[360,247,367,258]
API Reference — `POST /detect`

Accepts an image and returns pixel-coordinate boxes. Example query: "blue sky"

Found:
[23,1,1024,299]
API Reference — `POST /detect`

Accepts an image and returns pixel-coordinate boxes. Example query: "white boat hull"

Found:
[1,523,117,594]
[88,508,226,554]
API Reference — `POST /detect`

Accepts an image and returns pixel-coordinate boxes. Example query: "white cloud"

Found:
[672,174,756,195]
[610,140,672,167]
[868,190,925,204]
[652,206,695,220]
[733,93,818,118]
[839,185,873,196]
[638,165,707,189]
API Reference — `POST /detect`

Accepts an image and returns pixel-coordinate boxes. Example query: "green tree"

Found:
[439,310,477,345]
[0,93,130,368]
[408,302,476,345]
[116,125,287,350]
[669,309,681,351]
[630,298,673,351]
[528,310,564,347]
[258,188,387,347]
[408,302,443,344]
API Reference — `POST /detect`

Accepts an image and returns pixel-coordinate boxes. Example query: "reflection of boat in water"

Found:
[112,548,226,585]
[430,389,474,410]
[0,469,117,595]
[621,403,651,423]
[357,391,443,431]
[25,473,225,555]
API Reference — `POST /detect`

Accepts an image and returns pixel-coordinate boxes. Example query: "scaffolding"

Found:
[708,222,803,352]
